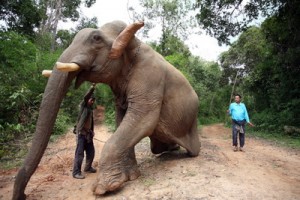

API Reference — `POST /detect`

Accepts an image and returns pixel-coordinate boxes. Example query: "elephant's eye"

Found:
[93,35,102,42]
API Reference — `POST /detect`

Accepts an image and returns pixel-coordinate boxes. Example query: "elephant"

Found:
[12,20,200,199]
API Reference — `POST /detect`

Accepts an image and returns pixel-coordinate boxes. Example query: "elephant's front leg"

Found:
[92,106,161,195]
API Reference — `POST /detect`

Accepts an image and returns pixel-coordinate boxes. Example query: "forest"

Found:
[0,0,299,164]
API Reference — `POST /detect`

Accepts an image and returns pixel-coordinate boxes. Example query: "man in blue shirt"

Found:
[227,94,254,152]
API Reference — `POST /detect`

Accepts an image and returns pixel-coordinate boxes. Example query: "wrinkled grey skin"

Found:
[12,21,200,199]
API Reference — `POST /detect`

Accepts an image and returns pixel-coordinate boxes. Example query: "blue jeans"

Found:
[232,120,246,147]
[72,132,95,176]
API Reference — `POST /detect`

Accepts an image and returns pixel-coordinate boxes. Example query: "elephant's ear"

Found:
[108,21,144,59]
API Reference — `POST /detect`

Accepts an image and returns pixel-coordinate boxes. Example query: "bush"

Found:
[52,110,71,135]
[251,109,280,132]
[104,107,116,132]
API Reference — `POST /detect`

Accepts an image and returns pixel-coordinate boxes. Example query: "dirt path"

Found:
[1,108,300,199]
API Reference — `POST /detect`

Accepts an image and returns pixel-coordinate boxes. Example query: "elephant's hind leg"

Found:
[150,135,180,154]
[186,118,200,157]
[173,118,200,157]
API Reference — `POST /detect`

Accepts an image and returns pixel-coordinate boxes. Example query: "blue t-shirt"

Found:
[228,102,250,123]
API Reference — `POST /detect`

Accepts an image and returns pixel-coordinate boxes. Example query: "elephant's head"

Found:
[12,21,144,200]
[44,20,144,85]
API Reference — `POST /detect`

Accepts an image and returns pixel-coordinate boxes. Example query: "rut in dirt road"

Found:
[0,121,299,200]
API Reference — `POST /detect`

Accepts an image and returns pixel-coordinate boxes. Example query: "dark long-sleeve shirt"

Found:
[76,87,95,134]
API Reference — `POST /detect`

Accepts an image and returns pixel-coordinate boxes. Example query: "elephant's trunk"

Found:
[12,68,75,200]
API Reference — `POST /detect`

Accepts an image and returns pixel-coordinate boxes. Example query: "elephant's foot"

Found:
[92,172,127,195]
[92,147,140,195]
[92,163,140,195]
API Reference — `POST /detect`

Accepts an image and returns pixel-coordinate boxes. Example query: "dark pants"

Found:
[232,120,246,147]
[72,133,95,176]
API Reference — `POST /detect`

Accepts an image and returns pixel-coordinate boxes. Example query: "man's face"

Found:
[88,98,95,106]
[234,96,241,103]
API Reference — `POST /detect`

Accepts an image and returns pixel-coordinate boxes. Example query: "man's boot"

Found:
[84,166,97,173]
[73,173,85,179]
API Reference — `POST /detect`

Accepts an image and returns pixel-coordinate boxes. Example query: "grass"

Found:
[0,126,70,170]
[187,171,197,177]
[208,120,300,149]
[0,147,27,169]
[141,177,156,187]
[248,130,300,149]
[0,158,23,170]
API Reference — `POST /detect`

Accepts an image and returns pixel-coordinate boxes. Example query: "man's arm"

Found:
[83,83,96,103]
[243,104,254,126]
[227,104,232,115]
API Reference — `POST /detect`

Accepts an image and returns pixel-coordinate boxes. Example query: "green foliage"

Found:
[219,26,268,85]
[0,31,39,125]
[35,32,54,51]
[95,84,116,132]
[0,0,42,38]
[219,0,300,134]
[0,31,41,160]
[104,108,116,132]
[151,33,191,57]
[52,110,71,135]
[194,0,285,44]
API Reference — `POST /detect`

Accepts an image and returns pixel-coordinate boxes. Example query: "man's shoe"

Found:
[239,147,244,152]
[233,146,238,152]
[73,173,85,179]
[84,167,97,173]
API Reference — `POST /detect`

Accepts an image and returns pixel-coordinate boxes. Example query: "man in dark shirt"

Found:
[72,84,97,179]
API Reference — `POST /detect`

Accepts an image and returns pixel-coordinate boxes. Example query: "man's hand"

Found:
[248,122,255,127]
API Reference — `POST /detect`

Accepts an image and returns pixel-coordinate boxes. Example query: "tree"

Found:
[131,0,199,55]
[194,0,287,44]
[219,26,267,85]
[56,16,98,49]
[219,0,300,130]
[0,31,41,158]
[38,0,96,50]
[257,2,299,127]
[0,0,42,38]
[149,32,191,57]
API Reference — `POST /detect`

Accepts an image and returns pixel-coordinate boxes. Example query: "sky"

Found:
[59,0,229,61]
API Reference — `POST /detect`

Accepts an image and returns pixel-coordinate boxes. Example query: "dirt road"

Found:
[1,109,300,199]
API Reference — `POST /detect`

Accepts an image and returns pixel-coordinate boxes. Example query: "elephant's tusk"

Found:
[56,62,80,72]
[42,70,52,77]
